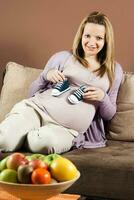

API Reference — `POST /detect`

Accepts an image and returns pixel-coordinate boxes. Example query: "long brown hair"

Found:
[72,11,115,87]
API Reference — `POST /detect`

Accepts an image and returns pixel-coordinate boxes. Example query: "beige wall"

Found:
[0,0,134,90]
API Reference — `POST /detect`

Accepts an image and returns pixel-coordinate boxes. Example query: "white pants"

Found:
[0,99,78,154]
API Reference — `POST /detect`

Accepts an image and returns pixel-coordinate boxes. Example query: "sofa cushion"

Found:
[65,140,134,200]
[107,72,134,141]
[0,62,42,122]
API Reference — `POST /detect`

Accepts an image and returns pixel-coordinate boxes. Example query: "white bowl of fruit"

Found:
[0,152,80,200]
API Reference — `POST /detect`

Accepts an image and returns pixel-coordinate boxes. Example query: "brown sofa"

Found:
[0,62,134,200]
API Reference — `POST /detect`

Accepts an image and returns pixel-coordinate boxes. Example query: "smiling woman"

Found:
[82,23,105,59]
[0,11,123,154]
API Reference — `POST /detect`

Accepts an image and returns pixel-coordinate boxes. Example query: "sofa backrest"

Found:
[107,71,134,141]
[0,62,134,142]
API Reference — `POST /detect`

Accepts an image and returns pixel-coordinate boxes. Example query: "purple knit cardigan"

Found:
[28,51,123,149]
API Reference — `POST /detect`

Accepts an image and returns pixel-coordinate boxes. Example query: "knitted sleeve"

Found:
[28,51,71,97]
[98,63,123,120]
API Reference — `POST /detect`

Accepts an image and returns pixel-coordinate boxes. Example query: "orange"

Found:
[31,168,51,184]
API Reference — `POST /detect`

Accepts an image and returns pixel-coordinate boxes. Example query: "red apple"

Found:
[6,153,28,171]
[28,159,48,170]
[18,164,33,184]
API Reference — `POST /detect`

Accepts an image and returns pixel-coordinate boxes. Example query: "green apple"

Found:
[43,154,61,166]
[25,154,46,161]
[0,156,9,172]
[0,169,18,183]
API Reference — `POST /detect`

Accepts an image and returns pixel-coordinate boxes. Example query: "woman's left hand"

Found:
[82,86,105,102]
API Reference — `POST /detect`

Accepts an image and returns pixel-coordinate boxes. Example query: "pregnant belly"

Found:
[34,89,96,133]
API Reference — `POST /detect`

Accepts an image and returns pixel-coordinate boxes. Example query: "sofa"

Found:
[0,62,134,200]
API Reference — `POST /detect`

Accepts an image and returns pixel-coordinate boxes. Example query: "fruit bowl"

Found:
[0,171,80,200]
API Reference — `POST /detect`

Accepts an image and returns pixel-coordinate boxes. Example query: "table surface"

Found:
[78,196,117,200]
[0,191,81,200]
[0,189,117,200]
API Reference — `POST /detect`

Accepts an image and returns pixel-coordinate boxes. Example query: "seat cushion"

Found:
[64,140,134,200]
[0,62,42,122]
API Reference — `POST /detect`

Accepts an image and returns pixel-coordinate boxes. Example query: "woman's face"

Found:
[81,23,106,58]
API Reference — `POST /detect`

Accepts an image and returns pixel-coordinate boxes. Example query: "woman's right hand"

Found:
[46,69,65,83]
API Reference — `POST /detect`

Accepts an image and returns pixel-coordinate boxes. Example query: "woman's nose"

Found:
[88,37,96,46]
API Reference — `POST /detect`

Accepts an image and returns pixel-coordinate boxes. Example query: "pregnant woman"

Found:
[0,11,123,154]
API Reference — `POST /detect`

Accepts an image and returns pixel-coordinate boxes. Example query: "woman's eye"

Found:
[96,36,103,40]
[84,34,90,38]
